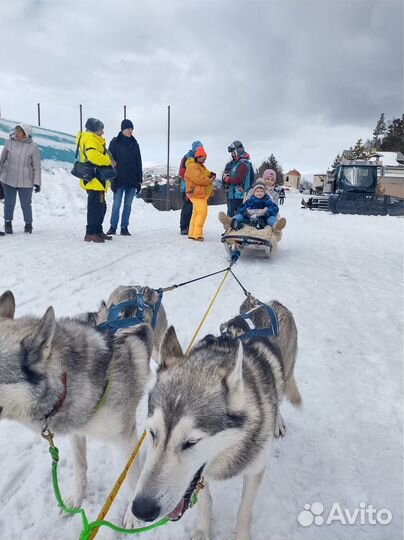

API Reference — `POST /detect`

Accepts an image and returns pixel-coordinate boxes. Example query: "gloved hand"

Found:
[111,182,117,194]
[34,185,40,193]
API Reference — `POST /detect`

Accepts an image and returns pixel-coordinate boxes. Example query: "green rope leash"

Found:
[49,446,170,539]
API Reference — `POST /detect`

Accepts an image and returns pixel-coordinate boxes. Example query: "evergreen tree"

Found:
[331,154,341,169]
[380,115,404,152]
[373,113,386,147]
[351,139,369,159]
[256,153,284,185]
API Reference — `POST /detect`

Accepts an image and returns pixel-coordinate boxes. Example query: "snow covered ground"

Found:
[0,174,402,540]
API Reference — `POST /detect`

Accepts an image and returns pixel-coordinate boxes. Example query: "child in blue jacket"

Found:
[231,181,279,230]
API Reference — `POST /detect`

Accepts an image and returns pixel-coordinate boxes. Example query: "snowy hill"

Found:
[0,165,402,540]
[0,118,76,170]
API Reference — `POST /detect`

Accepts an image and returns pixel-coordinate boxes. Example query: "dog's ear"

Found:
[0,290,16,319]
[159,326,184,369]
[22,306,56,371]
[96,300,108,325]
[117,323,154,359]
[226,341,245,412]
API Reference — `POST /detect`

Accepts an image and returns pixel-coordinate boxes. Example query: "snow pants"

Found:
[188,195,208,239]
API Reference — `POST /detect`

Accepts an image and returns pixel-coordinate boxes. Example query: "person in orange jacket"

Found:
[184,146,215,241]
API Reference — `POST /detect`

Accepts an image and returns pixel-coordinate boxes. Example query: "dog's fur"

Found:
[131,298,301,540]
[0,290,154,527]
[94,285,168,360]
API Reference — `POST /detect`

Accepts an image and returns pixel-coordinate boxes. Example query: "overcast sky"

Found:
[1,0,402,175]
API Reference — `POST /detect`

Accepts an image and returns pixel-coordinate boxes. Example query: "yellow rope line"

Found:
[89,268,231,538]
[185,269,231,355]
[88,430,147,540]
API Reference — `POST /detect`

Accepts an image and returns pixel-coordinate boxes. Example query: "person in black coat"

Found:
[107,119,142,236]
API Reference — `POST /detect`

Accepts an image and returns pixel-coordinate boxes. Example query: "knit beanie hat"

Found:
[263,168,277,181]
[194,147,207,158]
[252,182,267,195]
[85,118,104,133]
[15,124,32,137]
[121,119,134,131]
[191,140,203,153]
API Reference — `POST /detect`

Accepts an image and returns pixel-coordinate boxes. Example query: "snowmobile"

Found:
[218,211,285,260]
[302,159,404,216]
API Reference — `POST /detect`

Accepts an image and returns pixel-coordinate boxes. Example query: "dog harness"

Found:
[97,288,163,333]
[222,300,279,340]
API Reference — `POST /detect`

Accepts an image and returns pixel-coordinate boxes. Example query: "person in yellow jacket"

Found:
[184,146,215,241]
[77,118,113,243]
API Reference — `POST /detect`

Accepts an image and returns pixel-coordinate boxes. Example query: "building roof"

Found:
[286,169,301,176]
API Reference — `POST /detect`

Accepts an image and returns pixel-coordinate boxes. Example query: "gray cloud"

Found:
[0,0,402,174]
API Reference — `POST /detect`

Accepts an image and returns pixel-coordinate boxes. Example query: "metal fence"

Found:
[138,184,227,211]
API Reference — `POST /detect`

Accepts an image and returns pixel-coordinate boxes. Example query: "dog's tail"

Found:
[285,373,302,407]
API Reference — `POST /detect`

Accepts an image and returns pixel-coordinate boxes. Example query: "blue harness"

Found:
[223,300,279,341]
[97,289,163,334]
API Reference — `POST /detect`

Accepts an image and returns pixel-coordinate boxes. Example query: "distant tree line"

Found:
[330,113,404,170]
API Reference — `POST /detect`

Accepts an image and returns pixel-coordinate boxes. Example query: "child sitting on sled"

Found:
[231,181,281,231]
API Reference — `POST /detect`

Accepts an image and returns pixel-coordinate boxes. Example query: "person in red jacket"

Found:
[222,140,255,217]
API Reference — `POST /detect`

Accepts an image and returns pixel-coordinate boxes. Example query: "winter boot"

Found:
[218,211,232,231]
[106,227,116,235]
[4,221,13,234]
[24,223,33,234]
[231,218,241,231]
[99,232,113,240]
[84,234,105,243]
[255,217,267,230]
[180,228,188,235]
[273,217,287,232]
[120,228,131,236]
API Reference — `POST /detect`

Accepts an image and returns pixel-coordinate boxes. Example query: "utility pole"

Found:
[79,104,83,131]
[124,105,127,119]
[166,105,171,210]
[37,103,41,127]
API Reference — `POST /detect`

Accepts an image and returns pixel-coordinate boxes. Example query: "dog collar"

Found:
[42,372,67,427]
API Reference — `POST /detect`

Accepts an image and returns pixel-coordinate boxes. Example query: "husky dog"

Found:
[95,285,168,359]
[131,298,302,540]
[0,290,153,527]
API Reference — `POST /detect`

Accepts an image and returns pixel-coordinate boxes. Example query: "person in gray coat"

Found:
[0,124,41,234]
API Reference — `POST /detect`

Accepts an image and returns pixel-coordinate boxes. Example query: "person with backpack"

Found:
[222,140,254,217]
[178,140,202,235]
[107,119,142,236]
[278,187,286,205]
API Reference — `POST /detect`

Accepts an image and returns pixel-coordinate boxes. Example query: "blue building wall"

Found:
[0,120,76,165]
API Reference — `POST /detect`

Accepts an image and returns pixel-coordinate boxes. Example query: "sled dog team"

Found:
[0,286,301,540]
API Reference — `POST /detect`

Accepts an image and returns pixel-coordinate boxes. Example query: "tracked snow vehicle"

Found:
[303,160,404,216]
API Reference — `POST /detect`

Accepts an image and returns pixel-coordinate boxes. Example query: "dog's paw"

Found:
[123,506,143,530]
[274,413,286,438]
[191,529,211,540]
[60,493,84,516]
